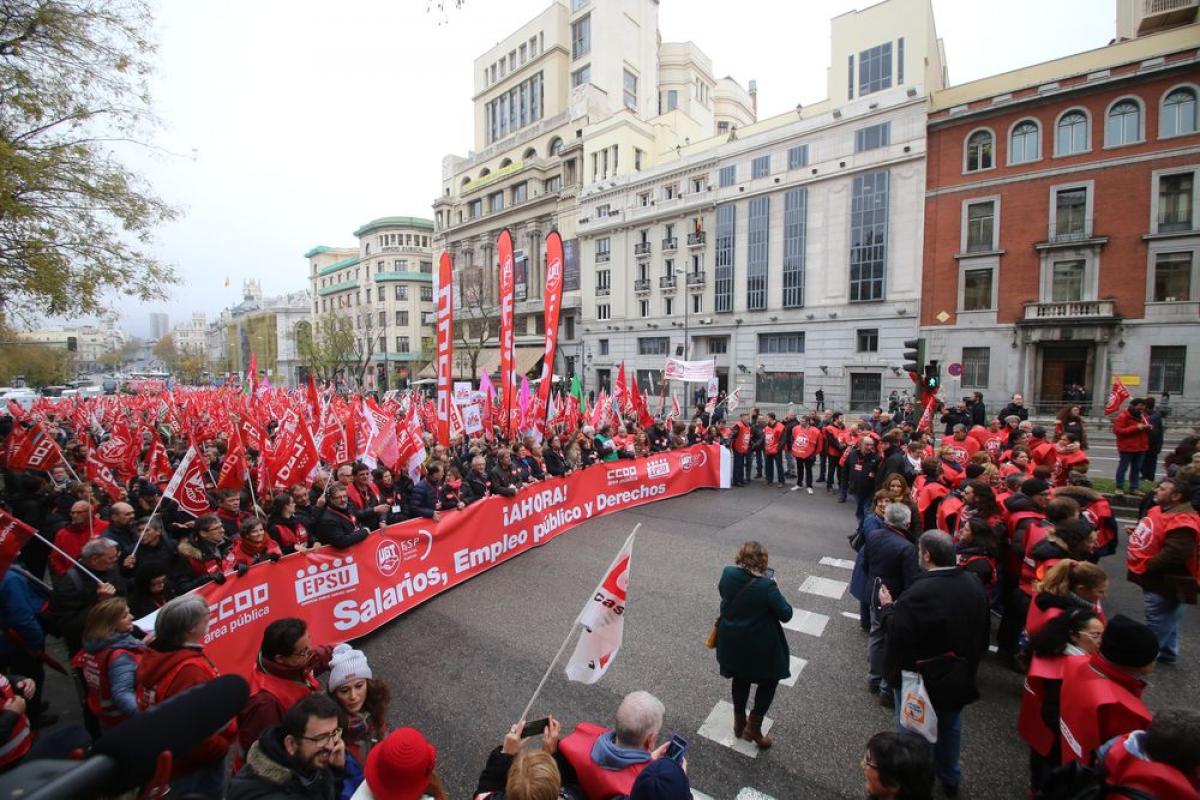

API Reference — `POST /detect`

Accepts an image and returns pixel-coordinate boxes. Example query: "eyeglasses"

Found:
[300,727,342,745]
[861,754,879,770]
[1079,630,1103,641]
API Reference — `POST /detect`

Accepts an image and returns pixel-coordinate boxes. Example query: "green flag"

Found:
[570,374,587,413]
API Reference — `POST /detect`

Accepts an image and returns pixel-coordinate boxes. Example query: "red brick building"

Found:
[920,22,1199,414]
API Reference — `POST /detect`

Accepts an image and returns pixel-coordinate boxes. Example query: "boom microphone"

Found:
[0,674,249,799]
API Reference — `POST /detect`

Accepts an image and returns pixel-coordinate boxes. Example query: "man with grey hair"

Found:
[50,537,126,654]
[862,503,920,708]
[136,594,236,797]
[879,530,989,798]
[559,690,669,799]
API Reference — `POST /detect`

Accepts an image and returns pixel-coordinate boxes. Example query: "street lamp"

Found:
[674,268,689,361]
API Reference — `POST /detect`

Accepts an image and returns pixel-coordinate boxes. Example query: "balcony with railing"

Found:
[634,278,651,293]
[634,242,652,258]
[595,286,610,297]
[1036,218,1108,249]
[1021,299,1117,321]
[687,232,706,247]
[686,271,706,288]
[661,237,678,253]
[596,252,611,264]
[1138,0,1198,33]
[659,275,677,290]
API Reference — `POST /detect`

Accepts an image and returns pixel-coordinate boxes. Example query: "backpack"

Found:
[1035,761,1159,800]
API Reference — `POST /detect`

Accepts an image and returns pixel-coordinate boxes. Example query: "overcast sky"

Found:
[114,0,1116,338]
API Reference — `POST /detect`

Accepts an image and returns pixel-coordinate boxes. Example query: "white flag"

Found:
[564,530,637,684]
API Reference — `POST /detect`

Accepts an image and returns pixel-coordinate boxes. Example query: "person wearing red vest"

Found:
[0,672,34,771]
[913,460,951,531]
[1050,434,1090,488]
[238,617,337,755]
[1019,608,1103,792]
[1113,399,1152,495]
[996,479,1052,669]
[940,425,980,466]
[1029,427,1056,470]
[1000,447,1032,480]
[136,594,237,797]
[1125,476,1200,665]
[761,412,786,488]
[1026,559,1108,639]
[559,690,665,800]
[790,418,820,493]
[1096,709,1200,800]
[72,597,144,730]
[822,414,847,494]
[1058,481,1120,560]
[729,412,753,488]
[1058,614,1157,766]
[229,518,283,570]
[969,420,1006,464]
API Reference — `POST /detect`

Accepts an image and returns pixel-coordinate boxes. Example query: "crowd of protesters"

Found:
[0,382,1197,799]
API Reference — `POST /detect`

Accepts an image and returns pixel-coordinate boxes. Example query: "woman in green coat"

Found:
[716,541,794,749]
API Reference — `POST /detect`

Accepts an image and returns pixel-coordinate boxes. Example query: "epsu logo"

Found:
[294,557,361,605]
[645,459,670,479]
[606,464,639,486]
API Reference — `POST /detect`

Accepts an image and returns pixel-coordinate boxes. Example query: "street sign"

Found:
[946,362,962,378]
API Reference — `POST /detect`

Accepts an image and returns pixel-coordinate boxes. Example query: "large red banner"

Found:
[152,445,721,677]
[496,228,516,438]
[435,252,454,447]
[537,231,564,429]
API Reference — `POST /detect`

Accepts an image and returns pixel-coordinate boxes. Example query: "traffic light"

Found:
[901,338,925,380]
[376,363,387,390]
[66,336,77,352]
[923,361,941,397]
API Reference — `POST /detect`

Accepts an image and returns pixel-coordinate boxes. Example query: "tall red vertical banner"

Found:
[497,229,516,438]
[537,231,564,428]
[435,252,454,447]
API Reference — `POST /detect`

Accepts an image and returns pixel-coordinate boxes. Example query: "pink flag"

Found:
[518,376,532,433]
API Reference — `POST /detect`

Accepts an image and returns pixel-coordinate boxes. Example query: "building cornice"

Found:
[353,216,435,238]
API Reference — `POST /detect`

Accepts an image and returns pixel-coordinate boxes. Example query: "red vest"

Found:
[1127,506,1200,580]
[559,722,648,800]
[1005,509,1046,574]
[1031,440,1056,467]
[0,674,31,768]
[1101,733,1200,800]
[1017,653,1081,756]
[1081,497,1117,554]
[731,423,752,454]
[914,478,950,530]
[72,645,141,727]
[1051,449,1089,487]
[762,423,784,455]
[247,663,322,722]
[937,495,964,536]
[1019,521,1053,596]
[791,428,818,460]
[1058,654,1151,765]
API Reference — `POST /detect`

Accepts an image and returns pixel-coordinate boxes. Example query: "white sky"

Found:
[117,0,1116,338]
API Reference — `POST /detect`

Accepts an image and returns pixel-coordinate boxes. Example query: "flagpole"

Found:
[130,490,169,557]
[33,532,105,586]
[518,523,640,721]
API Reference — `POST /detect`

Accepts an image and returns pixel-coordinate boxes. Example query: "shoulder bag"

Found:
[706,574,758,649]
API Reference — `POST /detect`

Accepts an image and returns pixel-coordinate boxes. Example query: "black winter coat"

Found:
[845,449,881,497]
[312,506,369,550]
[227,726,339,800]
[715,566,793,682]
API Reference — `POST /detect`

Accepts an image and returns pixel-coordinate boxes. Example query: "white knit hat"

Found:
[328,643,372,691]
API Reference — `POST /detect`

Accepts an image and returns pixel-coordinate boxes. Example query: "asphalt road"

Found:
[358,478,1200,800]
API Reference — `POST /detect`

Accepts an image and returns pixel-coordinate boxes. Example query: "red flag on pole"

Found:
[85,453,123,502]
[917,392,938,435]
[248,352,259,396]
[1104,376,1131,415]
[306,373,321,422]
[217,423,247,492]
[497,228,516,438]
[164,446,213,517]
[0,509,35,580]
[615,363,630,415]
[537,231,565,429]
[435,251,455,447]
[8,423,64,473]
[144,436,174,486]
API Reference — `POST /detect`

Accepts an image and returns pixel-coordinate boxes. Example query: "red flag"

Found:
[497,228,516,438]
[217,424,247,492]
[306,373,321,422]
[144,436,173,485]
[629,376,653,428]
[8,423,65,473]
[164,446,213,517]
[435,251,454,447]
[537,231,565,429]
[5,400,27,422]
[318,411,348,465]
[0,509,35,579]
[93,420,139,481]
[917,393,937,435]
[249,352,259,396]
[615,363,630,414]
[396,404,427,481]
[268,412,320,489]
[1104,376,1131,415]
[364,397,400,470]
[85,453,124,502]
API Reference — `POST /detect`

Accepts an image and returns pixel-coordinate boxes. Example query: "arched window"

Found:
[1009,119,1040,164]
[460,176,471,186]
[1055,110,1089,156]
[1105,99,1141,146]
[547,137,563,157]
[1161,87,1198,137]
[499,157,512,168]
[479,167,491,178]
[523,147,537,160]
[965,129,993,171]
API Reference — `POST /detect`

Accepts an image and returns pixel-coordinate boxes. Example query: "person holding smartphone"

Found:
[714,541,794,749]
[472,716,584,799]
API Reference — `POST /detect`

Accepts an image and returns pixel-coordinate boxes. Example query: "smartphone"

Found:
[520,717,550,738]
[765,567,776,580]
[664,733,687,764]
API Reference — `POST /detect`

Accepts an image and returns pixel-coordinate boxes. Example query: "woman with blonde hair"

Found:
[715,541,794,749]
[1026,559,1108,638]
[472,718,583,799]
[71,597,145,729]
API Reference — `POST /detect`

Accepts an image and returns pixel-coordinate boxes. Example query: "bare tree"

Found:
[454,266,497,382]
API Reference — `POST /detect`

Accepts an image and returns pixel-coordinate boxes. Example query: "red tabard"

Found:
[1017,653,1081,756]
[762,423,784,455]
[1101,732,1200,800]
[731,423,752,454]
[1081,497,1117,553]
[937,495,964,536]
[914,477,949,521]
[0,674,31,768]
[1126,506,1200,580]
[1051,449,1089,487]
[1004,510,1046,575]
[791,429,818,460]
[1058,654,1150,765]
[559,722,648,800]
[1019,521,1053,596]
[72,646,140,727]
[247,666,322,723]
